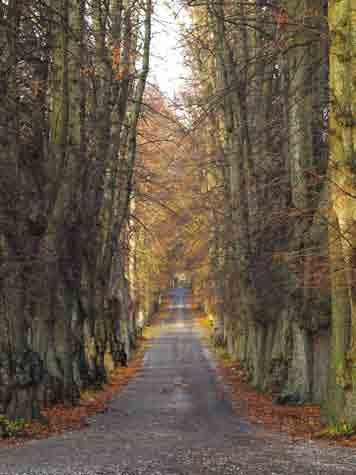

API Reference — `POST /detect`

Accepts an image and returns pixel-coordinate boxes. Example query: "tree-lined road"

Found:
[1,294,355,474]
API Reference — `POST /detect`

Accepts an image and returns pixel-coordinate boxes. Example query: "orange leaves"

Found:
[0,338,147,447]
[273,6,320,34]
[31,79,43,98]
[111,46,138,81]
[80,66,96,77]
[275,8,288,31]
[115,70,124,81]
[196,317,326,442]
[112,45,122,80]
[112,45,121,70]
[216,355,324,440]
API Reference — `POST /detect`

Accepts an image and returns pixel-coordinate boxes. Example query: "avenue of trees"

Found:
[0,0,153,419]
[1,0,356,428]
[183,0,356,423]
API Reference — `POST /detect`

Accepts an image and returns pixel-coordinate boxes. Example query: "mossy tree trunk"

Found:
[327,0,356,422]
[0,0,152,421]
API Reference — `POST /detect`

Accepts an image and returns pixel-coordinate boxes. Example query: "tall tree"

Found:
[0,0,152,420]
[327,0,356,421]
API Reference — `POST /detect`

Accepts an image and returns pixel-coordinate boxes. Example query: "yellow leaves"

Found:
[272,251,288,264]
[303,8,321,20]
[335,362,351,389]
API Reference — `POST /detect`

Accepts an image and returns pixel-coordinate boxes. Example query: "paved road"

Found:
[1,294,356,475]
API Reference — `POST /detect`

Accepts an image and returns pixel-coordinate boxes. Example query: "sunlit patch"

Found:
[175,320,186,329]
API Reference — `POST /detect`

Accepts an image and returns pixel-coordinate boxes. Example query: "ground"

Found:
[0,293,355,475]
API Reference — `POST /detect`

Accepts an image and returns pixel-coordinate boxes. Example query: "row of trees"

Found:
[0,0,154,419]
[183,0,356,422]
[129,87,192,324]
[1,0,354,427]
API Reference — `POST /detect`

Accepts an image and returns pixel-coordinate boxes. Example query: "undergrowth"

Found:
[213,345,233,362]
[0,415,28,438]
[315,420,356,439]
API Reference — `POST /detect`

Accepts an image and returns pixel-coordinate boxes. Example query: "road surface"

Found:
[1,290,355,474]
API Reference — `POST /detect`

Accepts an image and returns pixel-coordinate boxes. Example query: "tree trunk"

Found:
[327,0,356,421]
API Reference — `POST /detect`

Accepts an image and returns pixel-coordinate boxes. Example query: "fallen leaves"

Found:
[0,350,144,448]
[0,308,169,448]
[219,362,323,439]
[196,313,356,448]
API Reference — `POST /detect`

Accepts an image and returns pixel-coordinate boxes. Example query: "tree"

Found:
[327,0,356,422]
[183,0,333,405]
[0,0,152,420]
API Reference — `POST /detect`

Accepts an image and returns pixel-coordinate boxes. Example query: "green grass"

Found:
[315,419,356,439]
[0,415,28,438]
[213,345,234,362]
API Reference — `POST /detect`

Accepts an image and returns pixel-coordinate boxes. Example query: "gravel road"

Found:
[1,293,355,475]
